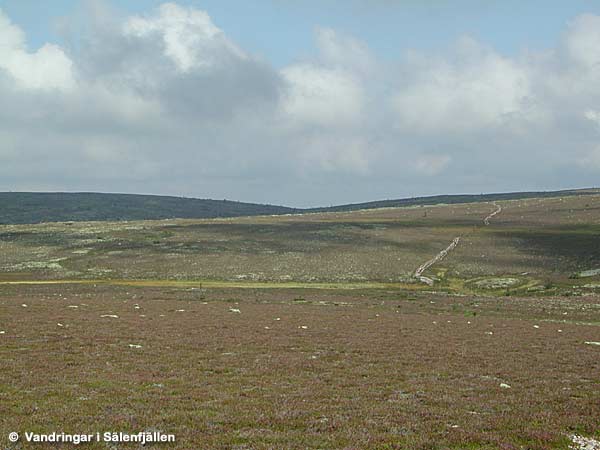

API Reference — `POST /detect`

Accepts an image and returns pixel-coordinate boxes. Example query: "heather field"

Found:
[1,193,599,448]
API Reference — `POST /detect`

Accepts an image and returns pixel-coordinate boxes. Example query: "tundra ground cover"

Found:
[0,284,599,448]
[1,194,599,448]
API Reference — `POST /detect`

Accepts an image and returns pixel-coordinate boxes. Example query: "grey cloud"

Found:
[1,2,600,207]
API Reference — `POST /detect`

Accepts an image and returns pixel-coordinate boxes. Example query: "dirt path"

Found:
[414,202,503,285]
[484,202,502,225]
[414,237,461,285]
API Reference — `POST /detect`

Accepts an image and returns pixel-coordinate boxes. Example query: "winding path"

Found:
[414,202,503,285]
[484,202,502,225]
[414,237,461,286]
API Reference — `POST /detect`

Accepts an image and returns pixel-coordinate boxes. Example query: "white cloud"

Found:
[392,37,532,133]
[0,9,74,90]
[2,4,600,206]
[281,64,364,127]
[315,27,375,76]
[563,14,600,70]
[123,2,246,73]
[584,110,600,128]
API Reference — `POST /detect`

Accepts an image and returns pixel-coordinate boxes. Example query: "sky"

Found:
[1,1,600,207]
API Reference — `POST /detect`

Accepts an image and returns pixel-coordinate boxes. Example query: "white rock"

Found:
[299,325,308,329]
[570,434,600,450]
[533,325,540,329]
[584,341,600,346]
[100,314,119,318]
[500,383,511,389]
[57,323,64,327]
[229,308,241,313]
[128,344,142,349]
[21,304,27,308]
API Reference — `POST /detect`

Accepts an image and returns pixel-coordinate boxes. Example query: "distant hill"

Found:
[0,188,597,225]
[307,188,600,213]
[0,192,298,225]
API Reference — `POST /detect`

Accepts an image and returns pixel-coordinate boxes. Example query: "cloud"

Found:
[391,37,533,133]
[0,9,74,90]
[123,2,247,73]
[1,3,600,206]
[584,110,600,132]
[315,27,376,76]
[563,14,600,70]
[281,64,364,127]
[414,154,451,176]
[577,146,600,170]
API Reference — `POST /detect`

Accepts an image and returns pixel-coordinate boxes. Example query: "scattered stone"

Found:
[128,344,142,349]
[474,277,520,289]
[299,325,308,329]
[176,309,185,312]
[100,314,119,318]
[485,331,493,335]
[500,383,511,389]
[570,434,600,450]
[533,325,540,329]
[584,341,600,346]
[67,305,78,309]
[57,323,64,327]
[229,308,241,313]
[21,304,27,308]
[576,268,600,278]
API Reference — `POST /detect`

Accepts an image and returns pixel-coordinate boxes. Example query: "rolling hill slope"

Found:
[306,188,600,213]
[0,192,298,224]
[0,188,597,224]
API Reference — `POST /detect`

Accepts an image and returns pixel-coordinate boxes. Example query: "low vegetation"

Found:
[0,192,599,448]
